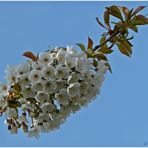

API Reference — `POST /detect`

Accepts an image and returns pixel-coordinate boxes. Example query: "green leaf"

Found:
[93,59,98,67]
[133,15,148,25]
[76,43,86,51]
[87,37,93,49]
[127,36,134,41]
[119,36,133,53]
[116,41,132,57]
[99,36,114,54]
[100,36,107,48]
[99,48,113,54]
[106,5,123,21]
[120,6,129,20]
[131,6,146,17]
[88,48,93,53]
[94,52,108,61]
[125,8,134,20]
[104,62,112,73]
[128,25,138,33]
[104,10,111,30]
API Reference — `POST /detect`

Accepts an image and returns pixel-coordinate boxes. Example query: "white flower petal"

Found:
[43,81,57,94]
[35,91,49,103]
[55,88,69,105]
[67,82,80,97]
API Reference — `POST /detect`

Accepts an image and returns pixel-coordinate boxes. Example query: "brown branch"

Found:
[93,30,120,51]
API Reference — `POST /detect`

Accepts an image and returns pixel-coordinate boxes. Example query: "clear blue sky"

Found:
[0,1,148,147]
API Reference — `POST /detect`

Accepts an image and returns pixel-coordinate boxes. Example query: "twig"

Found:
[93,31,120,51]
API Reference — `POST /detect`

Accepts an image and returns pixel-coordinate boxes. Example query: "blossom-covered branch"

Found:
[0,5,147,138]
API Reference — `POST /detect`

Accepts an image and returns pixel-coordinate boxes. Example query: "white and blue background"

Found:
[0,1,148,146]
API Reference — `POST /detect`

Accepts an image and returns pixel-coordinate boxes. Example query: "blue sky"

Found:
[0,1,148,147]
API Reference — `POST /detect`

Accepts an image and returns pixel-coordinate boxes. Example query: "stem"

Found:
[109,43,114,49]
[93,30,120,52]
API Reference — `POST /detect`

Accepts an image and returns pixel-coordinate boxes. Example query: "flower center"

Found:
[58,70,62,75]
[46,71,51,75]
[2,86,7,91]
[44,58,48,62]
[34,74,38,79]
[11,76,16,81]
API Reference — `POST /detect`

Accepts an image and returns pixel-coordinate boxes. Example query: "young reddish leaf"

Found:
[106,5,123,21]
[120,6,129,20]
[131,6,146,17]
[104,10,111,30]
[133,15,148,25]
[76,43,86,51]
[22,51,38,61]
[87,37,93,49]
[96,17,108,30]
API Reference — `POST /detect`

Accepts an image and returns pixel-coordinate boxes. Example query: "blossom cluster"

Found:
[0,46,108,137]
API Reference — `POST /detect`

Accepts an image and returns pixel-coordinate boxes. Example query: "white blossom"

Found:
[10,126,18,134]
[6,108,18,119]
[0,83,9,96]
[37,113,50,123]
[39,122,50,132]
[43,81,57,94]
[0,45,107,137]
[97,60,108,74]
[41,102,55,113]
[76,52,89,74]
[55,88,69,105]
[29,69,42,86]
[18,115,28,123]
[22,87,36,98]
[4,65,18,84]
[67,72,80,84]
[18,72,30,88]
[38,52,52,65]
[0,98,7,109]
[16,62,30,75]
[22,101,34,112]
[65,55,77,69]
[71,95,81,104]
[28,126,39,138]
[80,82,89,94]
[32,82,43,92]
[56,48,66,64]
[67,45,78,55]
[42,65,55,80]
[55,65,69,80]
[35,92,49,103]
[55,80,67,92]
[31,61,43,70]
[67,82,81,97]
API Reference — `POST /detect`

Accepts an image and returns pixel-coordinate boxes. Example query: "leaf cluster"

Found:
[77,5,148,73]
